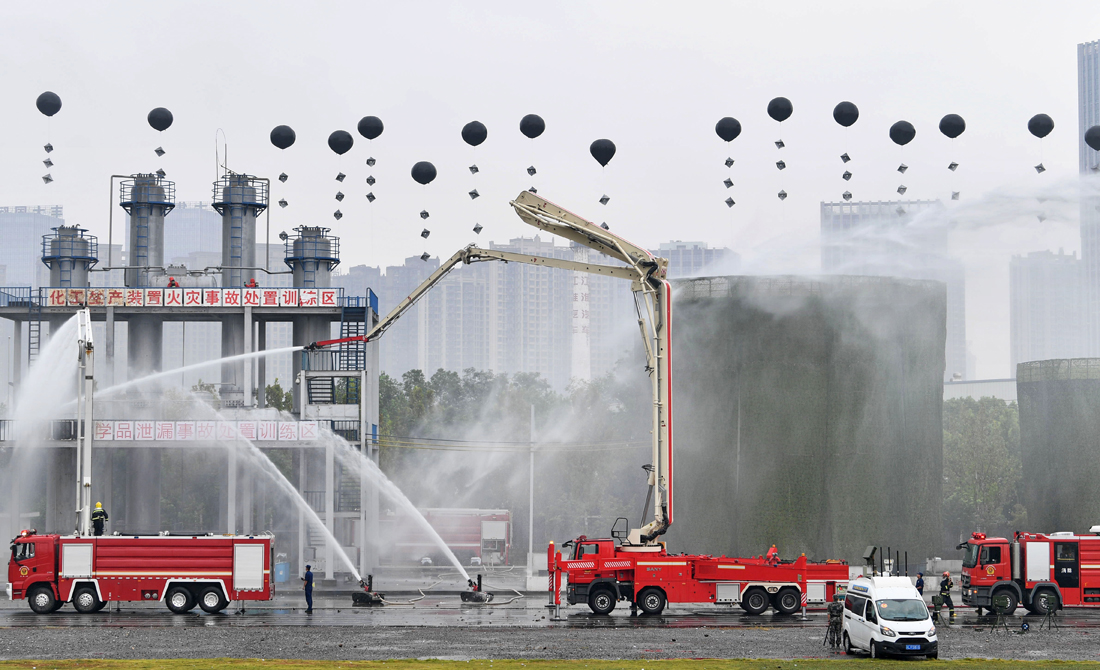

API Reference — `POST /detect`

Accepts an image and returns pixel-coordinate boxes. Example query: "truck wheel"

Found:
[637,587,666,615]
[28,587,57,614]
[992,589,1018,615]
[774,587,800,615]
[1032,588,1058,615]
[166,586,195,614]
[72,587,101,614]
[588,588,616,615]
[199,586,229,614]
[741,586,769,615]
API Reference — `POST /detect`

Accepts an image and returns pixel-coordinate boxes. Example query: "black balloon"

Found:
[715,117,742,142]
[520,114,545,139]
[411,161,437,185]
[357,116,384,140]
[462,120,488,147]
[939,114,965,139]
[328,130,354,155]
[767,97,793,123]
[270,125,296,150]
[36,91,62,117]
[590,139,616,167]
[1028,114,1054,139]
[1086,125,1100,152]
[833,101,858,127]
[148,107,173,132]
[889,120,916,146]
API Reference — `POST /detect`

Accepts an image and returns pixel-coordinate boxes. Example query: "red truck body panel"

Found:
[8,531,273,612]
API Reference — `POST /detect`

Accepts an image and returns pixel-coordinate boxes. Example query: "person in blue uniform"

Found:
[303,564,314,613]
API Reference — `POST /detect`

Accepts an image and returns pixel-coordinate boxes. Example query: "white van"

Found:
[842,576,937,659]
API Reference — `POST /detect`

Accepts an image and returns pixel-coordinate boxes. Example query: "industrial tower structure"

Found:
[0,170,380,582]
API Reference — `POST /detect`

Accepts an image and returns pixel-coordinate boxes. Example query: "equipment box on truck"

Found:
[8,529,274,614]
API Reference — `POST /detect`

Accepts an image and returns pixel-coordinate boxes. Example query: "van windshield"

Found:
[876,599,929,621]
[962,542,980,569]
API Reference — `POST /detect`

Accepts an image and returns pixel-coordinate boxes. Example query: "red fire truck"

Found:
[7,529,274,614]
[548,528,849,616]
[959,529,1100,615]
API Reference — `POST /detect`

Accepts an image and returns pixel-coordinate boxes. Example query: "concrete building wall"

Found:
[668,275,946,564]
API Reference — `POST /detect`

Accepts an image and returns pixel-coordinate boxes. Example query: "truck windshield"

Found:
[11,542,34,562]
[962,542,980,569]
[876,599,929,621]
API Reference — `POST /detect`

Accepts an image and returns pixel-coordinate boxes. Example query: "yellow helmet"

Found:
[95,502,102,509]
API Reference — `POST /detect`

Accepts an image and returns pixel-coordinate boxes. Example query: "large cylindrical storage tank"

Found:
[1017,359,1100,532]
[213,174,267,288]
[119,175,175,287]
[42,225,98,287]
[287,226,339,288]
[668,275,946,564]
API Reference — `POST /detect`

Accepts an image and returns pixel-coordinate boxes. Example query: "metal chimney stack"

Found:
[41,225,98,287]
[212,173,267,288]
[285,226,340,288]
[119,174,175,287]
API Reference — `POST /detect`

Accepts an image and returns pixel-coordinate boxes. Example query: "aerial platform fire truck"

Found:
[6,310,275,614]
[959,528,1100,615]
[307,192,849,615]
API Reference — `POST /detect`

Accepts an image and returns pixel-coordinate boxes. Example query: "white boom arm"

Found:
[75,308,95,536]
[307,192,674,545]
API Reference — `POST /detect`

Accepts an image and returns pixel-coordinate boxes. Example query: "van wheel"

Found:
[166,586,195,614]
[741,587,769,615]
[28,587,57,614]
[199,586,229,614]
[869,640,880,659]
[927,651,939,660]
[588,588,616,616]
[843,632,855,655]
[774,587,801,615]
[637,587,666,615]
[72,587,101,614]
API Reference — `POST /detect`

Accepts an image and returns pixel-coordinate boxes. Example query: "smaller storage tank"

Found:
[41,225,98,287]
[285,226,340,288]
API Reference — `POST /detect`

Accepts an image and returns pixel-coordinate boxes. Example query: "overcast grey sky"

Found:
[2,1,1099,377]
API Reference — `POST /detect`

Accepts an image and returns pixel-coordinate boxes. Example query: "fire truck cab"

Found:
[959,529,1100,615]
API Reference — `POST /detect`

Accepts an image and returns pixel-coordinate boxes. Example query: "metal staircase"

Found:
[27,296,42,364]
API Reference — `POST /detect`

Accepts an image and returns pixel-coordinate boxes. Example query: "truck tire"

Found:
[637,587,666,616]
[199,586,229,613]
[588,588,616,615]
[1032,588,1058,615]
[741,586,769,615]
[166,586,196,614]
[992,589,1018,615]
[28,586,57,614]
[72,587,101,614]
[774,587,800,615]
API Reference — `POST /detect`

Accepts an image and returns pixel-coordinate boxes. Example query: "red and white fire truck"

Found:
[548,530,850,616]
[307,193,851,614]
[4,310,275,615]
[959,528,1100,615]
[7,529,273,614]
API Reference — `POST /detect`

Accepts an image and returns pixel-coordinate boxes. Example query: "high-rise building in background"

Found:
[1009,249,1086,372]
[653,241,739,279]
[820,199,967,380]
[165,201,223,261]
[0,206,64,288]
[1079,39,1100,355]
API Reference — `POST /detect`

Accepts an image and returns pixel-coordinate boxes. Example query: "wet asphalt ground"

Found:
[2,593,1100,661]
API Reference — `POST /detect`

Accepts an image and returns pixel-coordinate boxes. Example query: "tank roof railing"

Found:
[118,175,176,215]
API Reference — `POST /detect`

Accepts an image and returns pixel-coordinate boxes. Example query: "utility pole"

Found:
[528,403,535,578]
